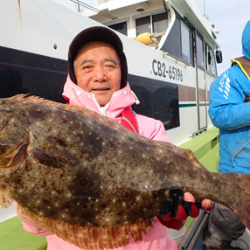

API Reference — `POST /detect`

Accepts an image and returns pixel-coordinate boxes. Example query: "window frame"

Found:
[105,17,129,35]
[135,15,151,36]
[196,33,205,70]
[134,10,168,37]
[180,20,193,65]
[206,45,216,76]
[108,21,128,36]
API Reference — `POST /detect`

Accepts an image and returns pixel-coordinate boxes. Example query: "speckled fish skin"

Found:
[1,95,250,249]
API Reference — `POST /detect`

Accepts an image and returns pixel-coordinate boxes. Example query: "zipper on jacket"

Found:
[232,140,250,166]
[91,93,109,116]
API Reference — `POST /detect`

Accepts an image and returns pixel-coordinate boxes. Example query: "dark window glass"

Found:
[152,85,179,130]
[0,46,67,102]
[205,46,208,71]
[214,52,218,77]
[109,22,128,36]
[152,12,168,43]
[160,14,181,59]
[181,21,192,63]
[136,16,150,36]
[129,74,180,130]
[206,47,215,75]
[153,12,168,33]
[196,35,204,68]
[0,68,27,98]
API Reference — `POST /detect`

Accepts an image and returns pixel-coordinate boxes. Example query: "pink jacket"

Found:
[15,76,177,250]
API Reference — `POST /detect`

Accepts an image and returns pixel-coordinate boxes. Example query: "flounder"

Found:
[1,95,250,249]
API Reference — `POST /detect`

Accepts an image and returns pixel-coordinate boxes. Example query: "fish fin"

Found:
[231,174,250,230]
[8,95,135,135]
[17,204,154,250]
[29,149,69,168]
[8,94,29,100]
[0,186,13,209]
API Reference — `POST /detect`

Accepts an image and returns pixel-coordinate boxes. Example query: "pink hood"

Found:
[62,75,171,143]
[62,75,138,119]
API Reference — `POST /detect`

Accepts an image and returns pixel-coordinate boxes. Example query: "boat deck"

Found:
[180,126,219,172]
[180,126,219,228]
[0,216,47,250]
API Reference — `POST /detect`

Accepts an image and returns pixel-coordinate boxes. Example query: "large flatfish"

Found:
[1,95,250,249]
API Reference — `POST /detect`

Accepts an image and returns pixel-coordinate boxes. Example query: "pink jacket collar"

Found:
[62,75,139,118]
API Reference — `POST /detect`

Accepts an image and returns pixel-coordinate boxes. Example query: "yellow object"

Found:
[231,59,250,80]
[136,32,157,45]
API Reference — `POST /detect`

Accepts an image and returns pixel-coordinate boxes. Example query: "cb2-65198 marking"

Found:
[152,59,183,82]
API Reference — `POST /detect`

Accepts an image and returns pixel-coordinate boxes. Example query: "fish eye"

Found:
[79,179,87,186]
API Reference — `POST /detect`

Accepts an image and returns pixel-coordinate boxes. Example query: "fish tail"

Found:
[231,173,250,230]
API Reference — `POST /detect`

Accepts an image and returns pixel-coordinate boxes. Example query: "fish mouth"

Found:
[0,130,36,171]
[0,132,36,175]
[4,144,28,168]
[0,143,28,173]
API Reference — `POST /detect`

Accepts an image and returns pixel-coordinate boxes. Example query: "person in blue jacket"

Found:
[203,20,250,249]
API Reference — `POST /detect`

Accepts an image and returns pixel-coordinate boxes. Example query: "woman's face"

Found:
[74,41,122,106]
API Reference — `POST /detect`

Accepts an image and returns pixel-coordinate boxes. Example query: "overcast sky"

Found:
[54,0,250,75]
[195,0,250,75]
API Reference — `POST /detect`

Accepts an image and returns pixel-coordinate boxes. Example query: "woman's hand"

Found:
[157,187,212,230]
[184,192,212,211]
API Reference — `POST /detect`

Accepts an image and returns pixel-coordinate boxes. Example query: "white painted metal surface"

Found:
[0,204,17,223]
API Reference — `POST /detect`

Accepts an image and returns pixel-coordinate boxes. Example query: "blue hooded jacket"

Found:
[209,20,250,174]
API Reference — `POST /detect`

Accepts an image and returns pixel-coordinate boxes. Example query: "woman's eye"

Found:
[106,64,115,68]
[82,65,93,71]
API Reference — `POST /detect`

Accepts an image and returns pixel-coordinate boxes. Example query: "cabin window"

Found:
[109,22,128,36]
[214,53,218,77]
[152,12,168,42]
[160,13,194,65]
[135,12,168,42]
[206,46,215,76]
[129,74,180,131]
[153,12,168,32]
[161,14,181,59]
[196,35,204,69]
[136,16,151,36]
[181,21,192,63]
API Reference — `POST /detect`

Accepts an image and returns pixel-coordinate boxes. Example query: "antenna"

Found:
[203,0,206,17]
[77,0,81,12]
[69,0,116,20]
